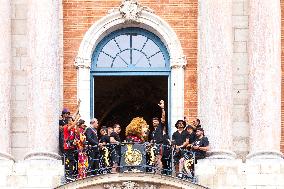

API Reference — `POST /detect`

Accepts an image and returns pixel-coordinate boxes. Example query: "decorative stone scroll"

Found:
[108,0,154,23]
[104,181,158,189]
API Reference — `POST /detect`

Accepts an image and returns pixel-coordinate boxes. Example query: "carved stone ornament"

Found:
[104,181,158,189]
[170,56,187,69]
[74,57,91,69]
[118,0,153,23]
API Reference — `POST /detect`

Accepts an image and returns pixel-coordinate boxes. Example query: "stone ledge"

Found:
[56,173,208,189]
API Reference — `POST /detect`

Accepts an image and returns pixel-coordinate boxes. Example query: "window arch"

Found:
[91,27,170,72]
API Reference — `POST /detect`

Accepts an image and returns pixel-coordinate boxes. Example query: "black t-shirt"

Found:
[150,123,164,144]
[59,118,68,153]
[187,132,196,144]
[59,118,68,126]
[100,135,110,144]
[110,132,121,143]
[172,130,188,146]
[110,132,121,155]
[192,136,209,158]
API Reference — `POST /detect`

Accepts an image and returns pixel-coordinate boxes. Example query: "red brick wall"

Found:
[63,0,198,119]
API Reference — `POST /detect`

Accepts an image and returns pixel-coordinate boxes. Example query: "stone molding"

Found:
[75,1,186,131]
[207,150,237,159]
[246,151,284,160]
[104,181,157,189]
[0,152,15,161]
[76,7,185,68]
[24,152,61,160]
[56,173,208,189]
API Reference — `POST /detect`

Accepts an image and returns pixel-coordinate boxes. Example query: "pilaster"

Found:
[0,0,13,161]
[247,0,283,160]
[25,0,60,160]
[198,0,235,159]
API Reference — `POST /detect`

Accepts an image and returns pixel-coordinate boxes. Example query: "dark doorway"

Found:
[93,76,168,140]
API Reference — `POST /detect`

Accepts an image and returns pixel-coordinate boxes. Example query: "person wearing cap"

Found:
[192,127,209,162]
[172,119,188,175]
[63,113,81,181]
[59,100,81,155]
[59,108,71,155]
[85,118,100,176]
[59,108,74,135]
[149,100,166,173]
[60,99,81,126]
[60,108,70,126]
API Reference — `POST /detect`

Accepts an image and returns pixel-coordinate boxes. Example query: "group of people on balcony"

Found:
[59,100,209,181]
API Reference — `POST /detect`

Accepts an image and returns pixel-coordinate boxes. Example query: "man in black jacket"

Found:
[85,118,100,176]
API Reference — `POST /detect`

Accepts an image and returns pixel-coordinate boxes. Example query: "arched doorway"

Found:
[75,3,186,136]
[91,28,170,139]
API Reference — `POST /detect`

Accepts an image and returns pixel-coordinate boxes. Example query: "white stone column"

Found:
[198,0,235,159]
[0,0,13,161]
[75,57,91,125]
[170,57,185,136]
[247,0,283,159]
[25,0,60,160]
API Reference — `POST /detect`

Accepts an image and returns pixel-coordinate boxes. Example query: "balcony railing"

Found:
[62,142,196,184]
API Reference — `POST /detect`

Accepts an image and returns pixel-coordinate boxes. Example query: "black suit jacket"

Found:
[85,127,99,146]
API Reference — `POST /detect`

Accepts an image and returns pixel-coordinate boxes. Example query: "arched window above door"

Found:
[91,28,170,72]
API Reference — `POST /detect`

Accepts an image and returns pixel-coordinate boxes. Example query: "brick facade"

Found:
[63,0,198,120]
[62,0,283,153]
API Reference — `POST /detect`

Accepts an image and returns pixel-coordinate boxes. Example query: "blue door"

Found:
[91,28,171,136]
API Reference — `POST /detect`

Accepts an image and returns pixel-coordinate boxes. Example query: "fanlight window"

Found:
[92,28,169,71]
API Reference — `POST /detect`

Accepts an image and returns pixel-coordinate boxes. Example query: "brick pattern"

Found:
[63,0,198,120]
